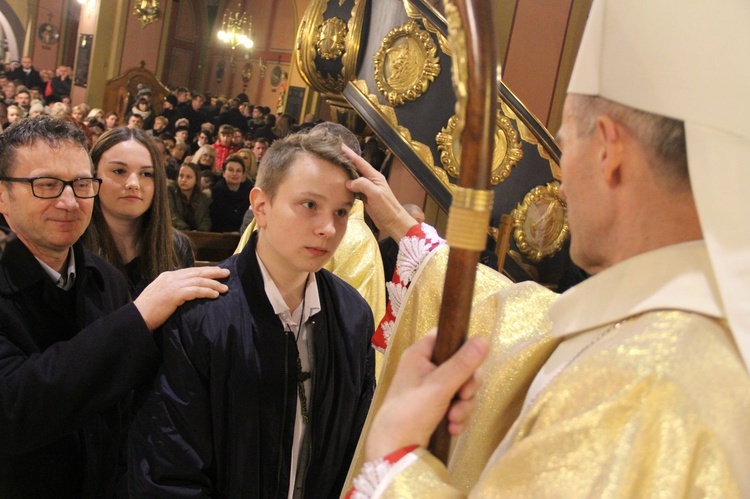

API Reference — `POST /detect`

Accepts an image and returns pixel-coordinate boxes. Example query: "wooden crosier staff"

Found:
[427,0,498,463]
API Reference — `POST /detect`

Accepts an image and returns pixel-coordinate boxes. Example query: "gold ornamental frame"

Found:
[373,20,441,106]
[436,112,523,184]
[316,17,348,60]
[296,0,366,94]
[511,182,569,262]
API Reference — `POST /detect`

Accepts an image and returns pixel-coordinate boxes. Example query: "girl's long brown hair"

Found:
[83,126,181,284]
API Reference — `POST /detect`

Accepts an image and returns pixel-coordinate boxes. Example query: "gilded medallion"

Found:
[373,21,441,106]
[436,112,523,184]
[316,17,348,60]
[511,182,568,262]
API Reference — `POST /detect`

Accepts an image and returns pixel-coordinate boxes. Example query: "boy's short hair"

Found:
[256,132,358,201]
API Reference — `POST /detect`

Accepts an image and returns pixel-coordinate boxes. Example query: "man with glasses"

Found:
[0,116,229,497]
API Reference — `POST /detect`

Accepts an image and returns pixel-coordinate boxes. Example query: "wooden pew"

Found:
[182,231,241,266]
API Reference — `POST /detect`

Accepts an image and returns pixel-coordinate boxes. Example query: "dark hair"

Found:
[223,154,246,173]
[174,162,204,226]
[0,116,89,177]
[83,126,182,284]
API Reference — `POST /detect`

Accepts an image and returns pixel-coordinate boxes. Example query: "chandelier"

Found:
[217,4,254,50]
[133,0,160,28]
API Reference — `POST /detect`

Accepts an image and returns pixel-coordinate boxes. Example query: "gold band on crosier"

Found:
[446,187,494,250]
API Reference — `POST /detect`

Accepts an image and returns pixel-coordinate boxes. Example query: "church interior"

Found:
[0,0,593,286]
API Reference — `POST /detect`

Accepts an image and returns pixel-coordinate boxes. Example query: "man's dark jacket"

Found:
[129,233,376,498]
[0,238,159,498]
[210,177,252,233]
[8,67,44,90]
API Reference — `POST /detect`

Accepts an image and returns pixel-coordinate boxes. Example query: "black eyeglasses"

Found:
[0,176,102,199]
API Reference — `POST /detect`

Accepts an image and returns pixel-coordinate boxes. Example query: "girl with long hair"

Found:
[84,126,194,297]
[168,162,212,231]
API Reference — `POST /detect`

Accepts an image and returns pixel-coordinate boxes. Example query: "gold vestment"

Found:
[348,243,750,497]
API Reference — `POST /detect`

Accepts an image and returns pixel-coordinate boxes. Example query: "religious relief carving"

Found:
[436,112,523,184]
[511,182,569,262]
[296,0,365,94]
[316,17,348,60]
[373,21,441,106]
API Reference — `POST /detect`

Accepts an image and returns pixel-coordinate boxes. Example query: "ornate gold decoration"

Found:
[351,79,445,184]
[436,112,523,185]
[499,93,561,180]
[316,17,348,60]
[133,0,160,28]
[297,0,365,94]
[403,0,452,56]
[511,182,568,262]
[373,21,441,106]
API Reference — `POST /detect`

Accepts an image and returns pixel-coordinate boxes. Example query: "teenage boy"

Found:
[129,132,375,497]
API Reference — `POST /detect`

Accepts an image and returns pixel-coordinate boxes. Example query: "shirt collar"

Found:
[256,251,321,330]
[35,249,76,291]
[549,240,724,338]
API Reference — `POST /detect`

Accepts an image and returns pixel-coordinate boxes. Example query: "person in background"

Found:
[147,115,169,138]
[211,124,239,171]
[85,108,105,122]
[168,162,211,232]
[5,105,22,126]
[174,124,190,144]
[169,140,188,166]
[8,56,43,90]
[129,97,154,130]
[28,100,44,118]
[190,128,212,155]
[104,112,119,130]
[193,144,217,172]
[252,137,269,164]
[200,169,217,193]
[231,127,245,149]
[13,88,30,116]
[236,147,258,185]
[160,94,179,133]
[126,114,143,130]
[210,154,251,233]
[70,105,86,123]
[48,102,70,119]
[83,127,194,297]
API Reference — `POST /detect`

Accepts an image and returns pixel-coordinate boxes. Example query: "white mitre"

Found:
[568,0,750,371]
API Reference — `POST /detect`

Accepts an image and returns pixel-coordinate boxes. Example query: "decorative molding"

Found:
[373,21,441,106]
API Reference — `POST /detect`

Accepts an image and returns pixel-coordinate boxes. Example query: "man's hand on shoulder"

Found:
[134,266,230,331]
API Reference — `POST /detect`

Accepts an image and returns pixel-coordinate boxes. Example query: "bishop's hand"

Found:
[364,330,489,461]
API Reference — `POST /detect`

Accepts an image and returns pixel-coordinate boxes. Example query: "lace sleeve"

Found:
[371,224,445,351]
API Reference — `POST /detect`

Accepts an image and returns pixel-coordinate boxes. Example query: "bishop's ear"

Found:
[595,114,625,186]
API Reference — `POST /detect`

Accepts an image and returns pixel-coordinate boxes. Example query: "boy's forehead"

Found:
[276,154,353,196]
